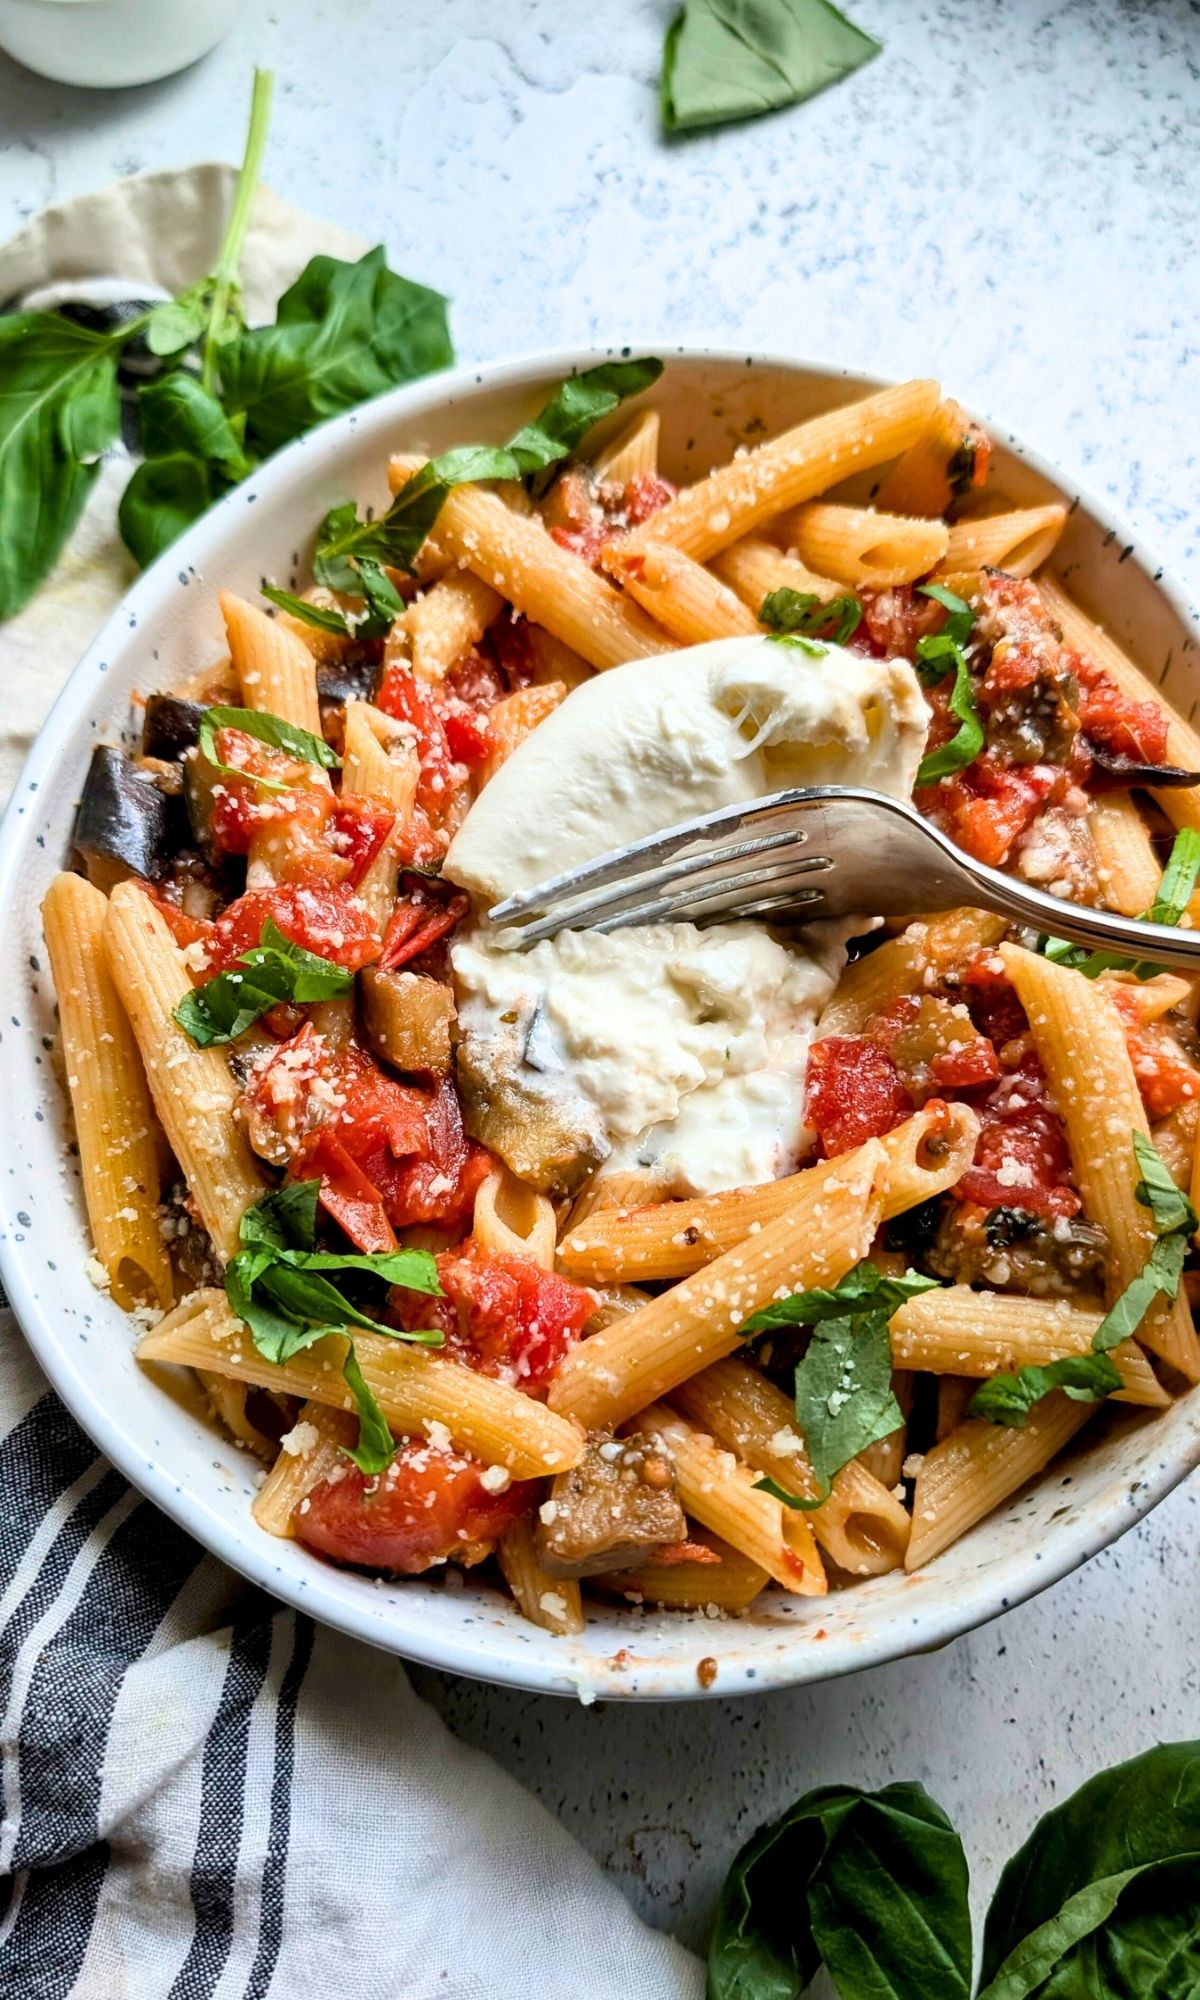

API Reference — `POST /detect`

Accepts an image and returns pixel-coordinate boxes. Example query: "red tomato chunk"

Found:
[394,1243,595,1393]
[297,1438,531,1575]
[804,1036,913,1156]
[207,883,381,974]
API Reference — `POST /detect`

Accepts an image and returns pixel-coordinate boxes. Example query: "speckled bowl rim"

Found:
[2,344,1198,1702]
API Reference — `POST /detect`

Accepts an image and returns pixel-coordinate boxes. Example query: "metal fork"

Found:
[486,786,1200,970]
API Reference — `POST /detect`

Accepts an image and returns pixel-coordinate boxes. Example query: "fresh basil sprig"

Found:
[262,553,404,642]
[197,704,340,792]
[662,0,880,134]
[913,584,984,787]
[1039,826,1200,980]
[226,1182,444,1476]
[760,586,863,646]
[313,356,663,583]
[969,1132,1195,1427]
[173,918,353,1047]
[742,1262,941,1506]
[707,1742,1200,2000]
[0,69,453,615]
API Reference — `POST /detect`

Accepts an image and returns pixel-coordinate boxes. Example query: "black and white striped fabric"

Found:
[0,1316,703,2000]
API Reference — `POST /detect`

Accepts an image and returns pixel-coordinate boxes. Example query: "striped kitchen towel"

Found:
[0,1313,703,2000]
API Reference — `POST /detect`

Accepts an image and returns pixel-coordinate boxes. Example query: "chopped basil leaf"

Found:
[261,583,351,635]
[913,633,984,786]
[1133,1128,1198,1237]
[740,1260,941,1335]
[760,586,863,646]
[354,556,405,638]
[197,702,339,793]
[767,631,827,658]
[240,1176,320,1251]
[661,0,880,134]
[173,918,353,1046]
[791,1311,902,1507]
[340,1341,397,1475]
[918,581,975,648]
[967,1351,1124,1427]
[314,357,662,580]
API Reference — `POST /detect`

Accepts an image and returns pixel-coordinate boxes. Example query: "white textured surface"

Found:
[2,0,1199,1956]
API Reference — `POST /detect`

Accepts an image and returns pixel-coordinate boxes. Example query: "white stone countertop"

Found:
[2,0,1199,1957]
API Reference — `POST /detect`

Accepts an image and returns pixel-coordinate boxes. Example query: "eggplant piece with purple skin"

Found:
[141,693,205,761]
[73,745,184,893]
[1086,741,1200,788]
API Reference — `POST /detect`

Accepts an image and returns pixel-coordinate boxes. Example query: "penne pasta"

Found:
[772,503,948,589]
[497,1517,585,1634]
[592,1532,768,1612]
[601,541,760,644]
[854,1370,911,1490]
[889,1287,1168,1406]
[405,567,506,682]
[936,505,1066,579]
[42,873,174,1312]
[103,883,270,1262]
[617,378,940,565]
[636,1402,825,1594]
[873,397,991,517]
[479,682,566,785]
[1000,943,1200,1381]
[253,1400,358,1535]
[556,1105,979,1286]
[548,1141,887,1429]
[709,535,841,614]
[139,1292,584,1478]
[670,1359,911,1576]
[388,457,673,671]
[472,1165,557,1270]
[592,409,661,484]
[1088,791,1163,916]
[341,699,421,930]
[907,1394,1092,1568]
[220,591,324,736]
[815,910,1008,1036]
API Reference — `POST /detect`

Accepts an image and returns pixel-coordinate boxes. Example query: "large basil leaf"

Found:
[220,246,453,454]
[0,314,123,618]
[663,0,880,135]
[707,1781,971,2000]
[979,1743,1200,1996]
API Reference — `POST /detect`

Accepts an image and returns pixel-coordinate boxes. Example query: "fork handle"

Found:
[926,849,1200,973]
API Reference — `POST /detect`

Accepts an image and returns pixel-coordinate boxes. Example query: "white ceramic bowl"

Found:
[0,0,237,88]
[3,349,1199,1702]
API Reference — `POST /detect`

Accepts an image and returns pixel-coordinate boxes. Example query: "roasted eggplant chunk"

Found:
[73,745,182,891]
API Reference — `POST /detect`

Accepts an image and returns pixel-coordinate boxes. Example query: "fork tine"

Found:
[592,884,828,934]
[504,841,832,940]
[487,789,820,928]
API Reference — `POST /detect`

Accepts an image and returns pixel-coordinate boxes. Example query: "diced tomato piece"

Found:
[859,585,945,662]
[956,1061,1080,1218]
[326,795,395,886]
[302,1133,396,1253]
[550,521,610,566]
[139,883,216,952]
[395,1243,594,1391]
[1125,1025,1200,1120]
[379,878,470,971]
[376,665,460,814]
[624,471,676,525]
[931,1040,1002,1090]
[208,884,380,974]
[1069,648,1169,765]
[442,707,491,767]
[805,1036,913,1156]
[921,758,1057,869]
[358,1074,491,1231]
[296,1438,532,1575]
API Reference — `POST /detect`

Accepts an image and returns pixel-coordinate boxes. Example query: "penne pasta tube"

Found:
[889,1288,1168,1406]
[1000,943,1200,1381]
[670,1359,911,1576]
[618,378,940,565]
[556,1104,979,1286]
[565,1168,673,1230]
[520,623,593,693]
[935,1375,976,1442]
[479,682,565,785]
[772,503,948,589]
[103,883,270,1262]
[472,1165,557,1271]
[709,536,841,614]
[592,1531,768,1612]
[854,1370,912,1489]
[1037,576,1200,837]
[635,1402,825,1595]
[1088,792,1163,916]
[873,397,990,517]
[220,591,324,737]
[387,457,673,671]
[405,568,505,681]
[497,1517,585,1634]
[340,700,420,931]
[601,541,760,644]
[139,1292,584,1478]
[42,873,174,1312]
[252,1400,358,1535]
[1098,974,1191,1028]
[548,1142,887,1430]
[592,409,661,484]
[936,505,1066,579]
[272,587,361,667]
[816,910,1008,1036]
[199,1371,278,1460]
[906,1393,1092,1569]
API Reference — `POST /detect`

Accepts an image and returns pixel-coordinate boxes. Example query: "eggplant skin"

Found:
[141,694,205,761]
[73,745,179,893]
[317,654,380,716]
